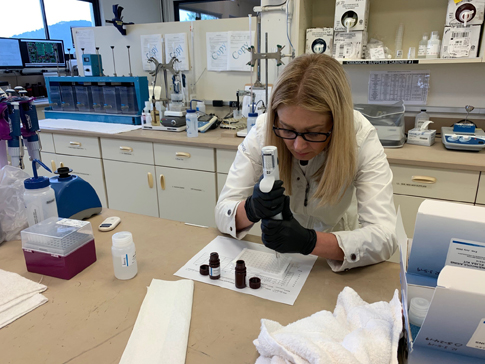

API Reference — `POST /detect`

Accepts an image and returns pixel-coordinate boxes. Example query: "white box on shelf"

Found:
[305,28,334,55]
[333,31,368,59]
[446,0,485,26]
[334,0,370,32]
[397,201,485,363]
[441,25,481,58]
[407,128,436,146]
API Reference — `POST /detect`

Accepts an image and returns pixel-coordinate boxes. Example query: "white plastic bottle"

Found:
[426,31,441,59]
[111,231,138,280]
[23,160,58,227]
[409,297,430,339]
[415,109,430,129]
[196,101,206,114]
[186,109,198,138]
[247,112,258,135]
[417,33,428,59]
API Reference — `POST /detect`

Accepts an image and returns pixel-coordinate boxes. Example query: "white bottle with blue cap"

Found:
[186,100,198,138]
[23,159,58,227]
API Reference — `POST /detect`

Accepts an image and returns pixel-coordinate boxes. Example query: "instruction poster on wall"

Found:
[206,31,252,72]
[73,28,96,55]
[206,32,228,71]
[368,70,430,105]
[140,34,163,71]
[165,33,189,71]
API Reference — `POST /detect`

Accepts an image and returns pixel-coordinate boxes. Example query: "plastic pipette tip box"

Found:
[21,217,97,280]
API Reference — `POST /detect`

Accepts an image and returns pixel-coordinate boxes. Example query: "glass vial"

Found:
[426,31,441,59]
[235,260,246,289]
[209,252,220,279]
[417,33,428,59]
[111,231,138,280]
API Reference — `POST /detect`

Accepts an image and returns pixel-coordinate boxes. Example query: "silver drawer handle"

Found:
[120,146,134,152]
[412,176,437,184]
[176,152,191,158]
[70,141,81,146]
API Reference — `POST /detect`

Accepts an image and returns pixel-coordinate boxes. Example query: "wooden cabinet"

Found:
[157,166,217,227]
[104,160,158,217]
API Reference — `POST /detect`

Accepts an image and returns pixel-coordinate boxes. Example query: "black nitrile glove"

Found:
[261,197,317,255]
[244,178,286,223]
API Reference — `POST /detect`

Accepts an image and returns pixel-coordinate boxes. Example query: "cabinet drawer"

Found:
[157,166,216,227]
[391,164,479,203]
[101,138,154,164]
[40,132,55,153]
[53,134,100,158]
[477,172,485,205]
[216,149,237,174]
[154,144,215,172]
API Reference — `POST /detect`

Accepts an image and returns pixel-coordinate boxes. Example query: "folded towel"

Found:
[254,287,402,364]
[0,269,48,328]
[120,279,194,364]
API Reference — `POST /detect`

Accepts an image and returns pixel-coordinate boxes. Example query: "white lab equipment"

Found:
[260,146,282,220]
[23,160,58,227]
[417,33,428,58]
[426,31,441,59]
[414,109,430,129]
[185,109,198,138]
[112,231,138,280]
[247,113,258,135]
[407,120,436,146]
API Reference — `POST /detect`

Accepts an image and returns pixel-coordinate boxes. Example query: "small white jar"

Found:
[23,177,58,227]
[111,231,138,280]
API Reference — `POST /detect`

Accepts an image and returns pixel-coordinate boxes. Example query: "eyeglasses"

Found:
[272,125,333,143]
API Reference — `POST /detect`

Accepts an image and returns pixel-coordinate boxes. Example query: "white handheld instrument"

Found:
[260,146,282,220]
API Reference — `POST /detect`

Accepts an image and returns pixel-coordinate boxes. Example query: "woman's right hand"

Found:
[244,179,286,223]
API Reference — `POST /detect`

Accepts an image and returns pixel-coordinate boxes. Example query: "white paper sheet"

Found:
[174,236,317,305]
[368,70,430,105]
[228,31,252,71]
[165,33,189,71]
[39,119,141,134]
[140,34,163,71]
[206,32,229,71]
[74,29,96,55]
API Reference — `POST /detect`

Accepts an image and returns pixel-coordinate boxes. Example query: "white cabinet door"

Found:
[157,166,216,227]
[217,172,261,236]
[104,160,158,217]
[477,172,485,205]
[55,154,107,207]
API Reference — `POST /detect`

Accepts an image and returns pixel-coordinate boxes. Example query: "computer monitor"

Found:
[0,38,23,69]
[19,39,65,68]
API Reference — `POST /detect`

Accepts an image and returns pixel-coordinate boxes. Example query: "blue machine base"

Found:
[44,109,141,125]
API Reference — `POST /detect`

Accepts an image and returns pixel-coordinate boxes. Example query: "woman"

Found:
[215,53,397,272]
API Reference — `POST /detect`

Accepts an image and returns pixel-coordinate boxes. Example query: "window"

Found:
[0,0,101,51]
[179,9,219,21]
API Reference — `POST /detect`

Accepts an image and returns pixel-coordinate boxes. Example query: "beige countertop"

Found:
[0,209,400,364]
[40,127,485,172]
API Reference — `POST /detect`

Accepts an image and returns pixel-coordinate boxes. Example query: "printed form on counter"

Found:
[174,236,317,305]
[368,70,430,105]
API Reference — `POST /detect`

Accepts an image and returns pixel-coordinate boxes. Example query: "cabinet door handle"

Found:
[412,176,437,184]
[70,141,81,146]
[120,146,134,152]
[59,162,65,168]
[160,174,165,190]
[147,172,154,188]
[51,160,56,172]
[175,152,191,158]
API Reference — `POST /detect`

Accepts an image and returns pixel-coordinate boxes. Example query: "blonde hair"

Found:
[265,53,357,205]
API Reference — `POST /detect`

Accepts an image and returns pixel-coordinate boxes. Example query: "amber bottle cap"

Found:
[249,277,261,289]
[199,264,209,275]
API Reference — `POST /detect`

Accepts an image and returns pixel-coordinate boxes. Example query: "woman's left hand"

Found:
[261,197,317,255]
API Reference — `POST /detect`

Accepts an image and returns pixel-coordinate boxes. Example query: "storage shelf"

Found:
[337,58,483,65]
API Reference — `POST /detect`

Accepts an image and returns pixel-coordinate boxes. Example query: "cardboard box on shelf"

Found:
[305,28,334,55]
[441,25,481,58]
[333,31,368,59]
[446,0,485,26]
[334,0,370,32]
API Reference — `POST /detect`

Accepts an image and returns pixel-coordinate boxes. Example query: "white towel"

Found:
[120,279,194,364]
[254,287,402,364]
[0,269,48,328]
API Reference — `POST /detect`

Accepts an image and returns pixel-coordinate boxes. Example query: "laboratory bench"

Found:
[33,126,485,245]
[0,208,401,364]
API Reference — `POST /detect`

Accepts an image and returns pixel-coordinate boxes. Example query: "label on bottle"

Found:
[121,252,137,267]
[467,318,485,351]
[427,43,440,57]
[418,45,427,56]
[210,266,220,276]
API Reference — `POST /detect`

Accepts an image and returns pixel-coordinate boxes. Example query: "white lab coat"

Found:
[215,111,398,272]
